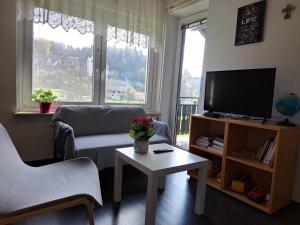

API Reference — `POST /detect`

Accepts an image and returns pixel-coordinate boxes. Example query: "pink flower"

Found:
[132,116,153,124]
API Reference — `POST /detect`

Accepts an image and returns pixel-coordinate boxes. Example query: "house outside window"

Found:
[105,26,149,105]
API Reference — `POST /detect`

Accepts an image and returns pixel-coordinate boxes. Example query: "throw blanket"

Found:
[153,120,172,143]
[53,121,74,159]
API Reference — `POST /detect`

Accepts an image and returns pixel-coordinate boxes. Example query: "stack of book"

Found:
[210,137,224,151]
[256,137,277,166]
[195,136,224,152]
[195,136,212,148]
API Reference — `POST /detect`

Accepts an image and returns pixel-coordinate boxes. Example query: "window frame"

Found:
[99,29,155,110]
[17,16,157,112]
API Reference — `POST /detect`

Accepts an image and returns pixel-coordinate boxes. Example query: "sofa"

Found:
[51,105,172,170]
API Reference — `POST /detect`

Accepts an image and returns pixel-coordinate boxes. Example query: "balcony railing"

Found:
[176,97,199,135]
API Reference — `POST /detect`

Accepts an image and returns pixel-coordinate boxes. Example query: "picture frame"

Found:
[235,0,266,46]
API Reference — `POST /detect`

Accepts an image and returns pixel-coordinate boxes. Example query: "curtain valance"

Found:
[33,7,95,34]
[17,0,167,50]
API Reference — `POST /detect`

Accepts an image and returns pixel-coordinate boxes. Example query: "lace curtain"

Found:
[17,0,167,50]
[33,7,95,34]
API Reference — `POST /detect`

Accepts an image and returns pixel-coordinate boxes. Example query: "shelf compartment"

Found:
[188,169,221,190]
[223,160,273,201]
[207,176,221,190]
[190,116,225,149]
[223,189,271,213]
[226,123,277,157]
[227,156,274,173]
[190,144,223,157]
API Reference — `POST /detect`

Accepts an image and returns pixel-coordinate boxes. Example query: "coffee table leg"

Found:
[158,176,165,190]
[195,165,208,215]
[145,175,158,225]
[113,156,124,202]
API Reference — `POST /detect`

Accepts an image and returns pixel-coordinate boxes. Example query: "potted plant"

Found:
[32,88,58,113]
[130,117,155,153]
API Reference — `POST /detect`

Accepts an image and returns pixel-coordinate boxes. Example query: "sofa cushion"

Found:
[52,105,146,136]
[75,133,169,151]
[74,133,170,169]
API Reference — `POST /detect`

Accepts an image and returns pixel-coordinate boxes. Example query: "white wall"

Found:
[0,0,64,161]
[201,0,300,202]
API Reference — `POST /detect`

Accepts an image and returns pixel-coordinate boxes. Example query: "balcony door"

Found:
[175,20,207,149]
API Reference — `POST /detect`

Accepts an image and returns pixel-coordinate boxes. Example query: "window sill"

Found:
[14,111,160,118]
[14,112,54,116]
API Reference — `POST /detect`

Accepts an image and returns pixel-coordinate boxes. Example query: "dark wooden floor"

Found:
[15,166,300,225]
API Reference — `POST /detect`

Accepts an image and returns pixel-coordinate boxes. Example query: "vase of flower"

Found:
[134,140,149,153]
[130,117,155,154]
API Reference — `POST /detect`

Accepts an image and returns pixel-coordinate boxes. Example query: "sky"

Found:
[34,22,205,78]
[34,23,94,48]
[33,23,148,55]
[182,28,206,78]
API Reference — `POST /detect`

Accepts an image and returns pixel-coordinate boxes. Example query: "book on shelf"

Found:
[196,139,210,145]
[195,136,224,151]
[264,136,277,165]
[195,136,212,147]
[212,140,224,147]
[256,136,277,167]
[214,137,224,143]
[196,143,210,148]
[208,146,223,152]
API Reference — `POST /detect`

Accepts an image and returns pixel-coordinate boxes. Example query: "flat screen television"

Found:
[204,68,276,118]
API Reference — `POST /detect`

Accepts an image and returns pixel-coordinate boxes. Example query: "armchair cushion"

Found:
[0,123,102,218]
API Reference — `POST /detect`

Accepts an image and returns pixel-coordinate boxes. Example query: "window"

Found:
[33,22,94,102]
[17,8,158,112]
[105,26,149,104]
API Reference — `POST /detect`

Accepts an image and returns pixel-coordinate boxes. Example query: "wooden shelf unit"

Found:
[226,156,274,173]
[223,189,270,213]
[190,144,223,157]
[188,169,221,190]
[188,115,300,214]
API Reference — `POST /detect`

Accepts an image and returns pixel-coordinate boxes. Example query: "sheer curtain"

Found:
[17,0,167,50]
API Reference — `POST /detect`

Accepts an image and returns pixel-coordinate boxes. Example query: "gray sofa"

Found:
[51,105,171,170]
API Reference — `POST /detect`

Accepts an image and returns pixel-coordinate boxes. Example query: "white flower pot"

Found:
[134,140,149,153]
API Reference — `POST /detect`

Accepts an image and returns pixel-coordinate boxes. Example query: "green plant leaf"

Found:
[32,88,58,103]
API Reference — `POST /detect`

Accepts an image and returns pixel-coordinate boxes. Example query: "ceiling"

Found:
[169,0,209,18]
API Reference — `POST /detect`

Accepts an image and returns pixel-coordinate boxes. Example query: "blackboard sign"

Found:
[235,0,266,46]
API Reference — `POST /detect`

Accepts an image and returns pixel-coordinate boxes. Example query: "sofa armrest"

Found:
[53,121,75,159]
[153,120,172,143]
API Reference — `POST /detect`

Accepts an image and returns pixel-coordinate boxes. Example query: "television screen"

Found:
[204,68,276,118]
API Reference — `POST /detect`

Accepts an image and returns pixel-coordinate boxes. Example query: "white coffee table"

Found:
[113,143,208,225]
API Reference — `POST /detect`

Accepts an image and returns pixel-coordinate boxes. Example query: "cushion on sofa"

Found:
[74,133,170,169]
[52,105,146,136]
[75,133,169,151]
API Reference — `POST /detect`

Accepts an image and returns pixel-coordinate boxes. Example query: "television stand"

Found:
[203,112,221,118]
[188,115,300,214]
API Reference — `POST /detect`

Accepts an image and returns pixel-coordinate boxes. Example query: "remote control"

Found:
[153,149,174,154]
